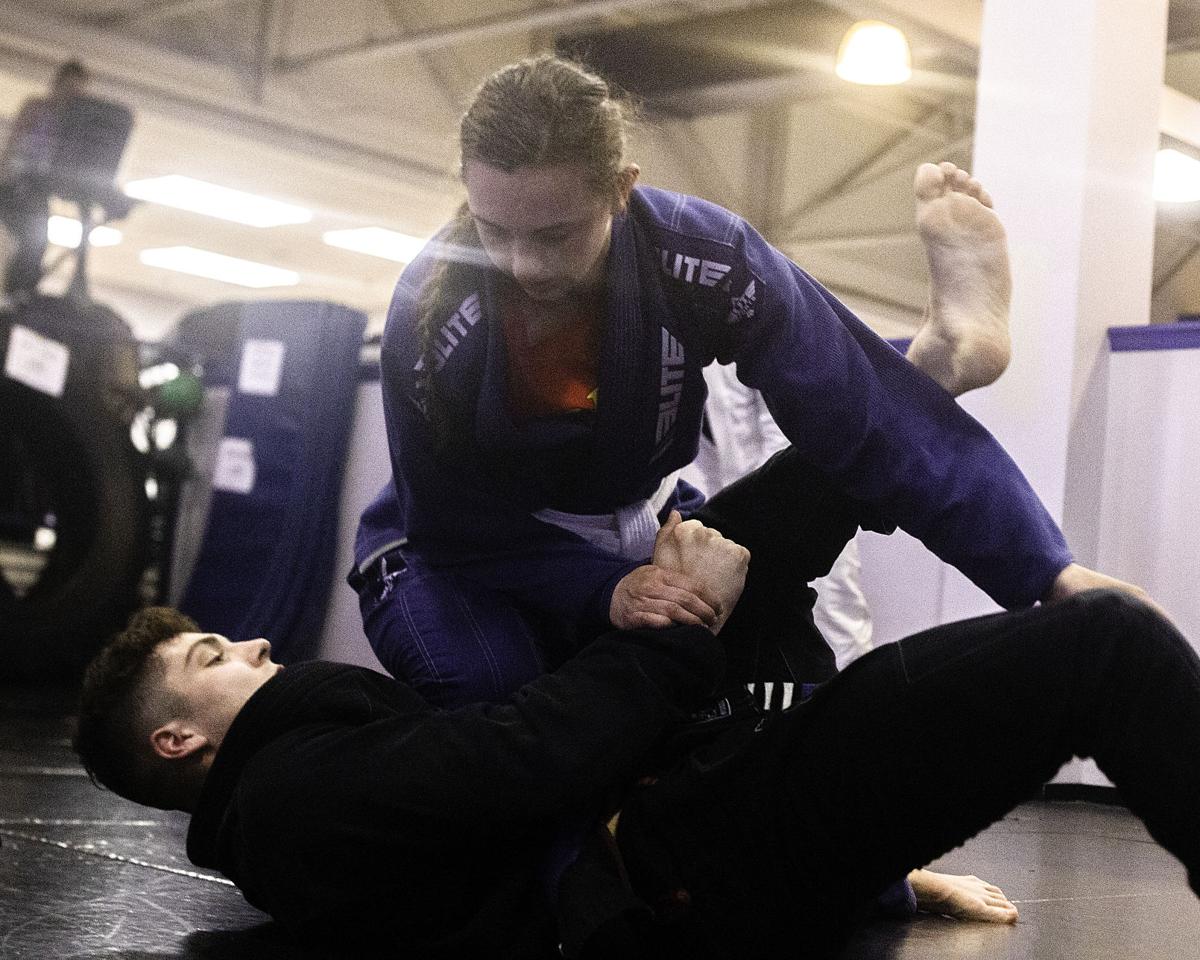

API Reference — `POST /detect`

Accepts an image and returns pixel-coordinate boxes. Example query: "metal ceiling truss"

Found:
[382,0,478,113]
[744,103,792,240]
[1153,237,1200,293]
[0,4,451,189]
[653,119,741,212]
[788,228,914,251]
[96,0,241,27]
[251,0,281,101]
[786,101,953,219]
[815,278,925,320]
[274,0,676,73]
[780,99,967,246]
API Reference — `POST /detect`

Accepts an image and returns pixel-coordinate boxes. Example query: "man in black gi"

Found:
[74,454,1200,959]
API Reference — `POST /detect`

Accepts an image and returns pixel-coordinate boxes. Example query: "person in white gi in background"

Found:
[682,361,876,669]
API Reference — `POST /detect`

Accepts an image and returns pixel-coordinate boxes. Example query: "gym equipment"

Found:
[0,296,150,678]
[0,91,160,678]
[171,299,367,664]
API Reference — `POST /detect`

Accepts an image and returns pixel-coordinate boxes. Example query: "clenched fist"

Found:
[651,511,750,634]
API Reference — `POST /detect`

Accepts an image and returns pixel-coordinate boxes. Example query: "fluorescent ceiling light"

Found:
[322,227,428,263]
[47,215,123,248]
[1154,148,1200,203]
[124,175,312,227]
[835,20,912,86]
[140,246,299,288]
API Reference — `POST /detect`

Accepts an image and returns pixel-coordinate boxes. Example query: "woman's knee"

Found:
[360,568,546,708]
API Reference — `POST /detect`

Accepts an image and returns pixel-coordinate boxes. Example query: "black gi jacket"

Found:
[186,624,726,958]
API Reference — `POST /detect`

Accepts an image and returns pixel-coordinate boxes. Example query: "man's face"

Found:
[156,632,282,750]
[463,161,617,304]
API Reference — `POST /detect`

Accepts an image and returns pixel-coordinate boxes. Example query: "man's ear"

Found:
[150,721,209,761]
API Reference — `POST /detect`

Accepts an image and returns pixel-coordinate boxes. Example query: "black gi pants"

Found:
[691,445,886,689]
[615,451,1200,958]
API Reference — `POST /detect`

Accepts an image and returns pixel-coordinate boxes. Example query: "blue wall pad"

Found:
[178,300,367,662]
[1108,320,1200,352]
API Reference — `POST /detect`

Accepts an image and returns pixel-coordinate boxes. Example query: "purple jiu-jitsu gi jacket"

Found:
[357,185,1071,626]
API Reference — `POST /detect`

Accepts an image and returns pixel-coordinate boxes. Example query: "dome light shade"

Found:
[836,20,912,86]
[1154,148,1200,203]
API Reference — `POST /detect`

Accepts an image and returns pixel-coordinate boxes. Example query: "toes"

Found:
[914,162,947,201]
[962,175,994,208]
[918,162,993,206]
[938,161,971,192]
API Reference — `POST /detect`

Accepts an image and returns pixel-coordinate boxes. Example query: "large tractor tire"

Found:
[0,296,150,680]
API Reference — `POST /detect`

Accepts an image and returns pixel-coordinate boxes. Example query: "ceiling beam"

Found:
[0,4,449,189]
[98,0,240,26]
[382,0,477,114]
[653,120,741,213]
[1161,85,1200,148]
[820,280,925,320]
[250,0,279,101]
[274,0,672,72]
[785,100,952,222]
[789,228,915,250]
[779,241,929,307]
[1153,238,1200,292]
[744,104,792,240]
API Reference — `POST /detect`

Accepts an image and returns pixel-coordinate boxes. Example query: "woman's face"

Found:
[463,161,634,303]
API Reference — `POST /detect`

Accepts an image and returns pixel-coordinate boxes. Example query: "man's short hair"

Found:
[74,606,197,809]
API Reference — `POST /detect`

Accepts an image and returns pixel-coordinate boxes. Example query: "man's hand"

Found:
[651,511,750,634]
[609,563,719,631]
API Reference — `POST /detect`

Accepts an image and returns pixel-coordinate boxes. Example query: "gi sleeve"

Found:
[723,222,1071,608]
[277,624,723,829]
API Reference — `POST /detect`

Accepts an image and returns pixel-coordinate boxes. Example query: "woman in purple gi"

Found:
[355,52,1124,697]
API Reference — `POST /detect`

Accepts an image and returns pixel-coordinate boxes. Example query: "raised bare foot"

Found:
[909,868,1019,924]
[907,161,1012,397]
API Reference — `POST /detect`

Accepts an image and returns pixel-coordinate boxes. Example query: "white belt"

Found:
[534,471,680,561]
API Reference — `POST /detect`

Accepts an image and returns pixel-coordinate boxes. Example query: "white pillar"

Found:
[936,0,1170,625]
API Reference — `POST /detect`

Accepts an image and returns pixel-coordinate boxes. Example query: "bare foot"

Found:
[907,161,1012,397]
[909,869,1019,924]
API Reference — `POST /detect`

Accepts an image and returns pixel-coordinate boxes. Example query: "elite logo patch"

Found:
[726,279,757,325]
[657,247,732,287]
[652,327,685,462]
[413,292,484,374]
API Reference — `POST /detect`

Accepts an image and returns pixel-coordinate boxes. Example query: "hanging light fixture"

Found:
[835,20,912,86]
